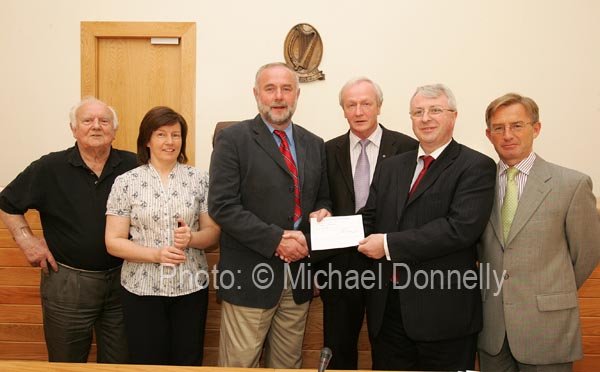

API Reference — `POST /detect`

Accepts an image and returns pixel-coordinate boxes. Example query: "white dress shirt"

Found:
[497,151,537,206]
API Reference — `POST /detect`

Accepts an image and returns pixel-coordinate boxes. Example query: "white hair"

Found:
[69,97,118,129]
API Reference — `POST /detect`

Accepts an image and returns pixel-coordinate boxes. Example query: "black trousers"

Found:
[371,286,477,371]
[322,287,367,369]
[41,264,128,363]
[318,252,377,370]
[120,287,208,366]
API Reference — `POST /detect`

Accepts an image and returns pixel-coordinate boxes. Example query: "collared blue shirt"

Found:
[263,120,298,165]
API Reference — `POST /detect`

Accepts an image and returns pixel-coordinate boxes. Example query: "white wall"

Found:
[2,0,600,193]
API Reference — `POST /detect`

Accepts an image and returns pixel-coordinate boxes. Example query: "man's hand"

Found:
[275,230,309,263]
[357,233,385,259]
[309,208,332,222]
[16,234,58,275]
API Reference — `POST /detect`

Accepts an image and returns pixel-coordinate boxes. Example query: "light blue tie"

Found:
[353,139,370,212]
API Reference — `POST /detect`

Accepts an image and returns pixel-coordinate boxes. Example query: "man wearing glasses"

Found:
[477,93,600,371]
[358,84,496,370]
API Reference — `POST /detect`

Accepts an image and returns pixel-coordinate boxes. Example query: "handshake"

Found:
[274,208,331,263]
[275,230,309,263]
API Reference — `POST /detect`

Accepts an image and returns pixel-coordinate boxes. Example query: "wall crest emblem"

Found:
[284,23,325,83]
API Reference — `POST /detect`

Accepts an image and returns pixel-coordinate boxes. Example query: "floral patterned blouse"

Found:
[106,162,209,297]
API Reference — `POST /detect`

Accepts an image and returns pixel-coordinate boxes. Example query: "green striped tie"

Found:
[501,167,519,245]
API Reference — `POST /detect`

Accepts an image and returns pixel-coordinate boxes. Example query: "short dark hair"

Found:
[136,106,188,164]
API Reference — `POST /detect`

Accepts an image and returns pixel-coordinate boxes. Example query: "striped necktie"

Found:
[274,130,301,222]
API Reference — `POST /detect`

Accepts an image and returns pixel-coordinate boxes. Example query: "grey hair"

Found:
[254,62,300,89]
[411,84,457,111]
[69,97,118,130]
[338,77,384,107]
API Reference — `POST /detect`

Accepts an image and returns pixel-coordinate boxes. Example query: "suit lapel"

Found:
[378,125,399,168]
[406,140,460,206]
[335,133,355,199]
[396,151,418,219]
[251,116,291,176]
[489,180,504,245]
[293,124,306,190]
[506,157,552,245]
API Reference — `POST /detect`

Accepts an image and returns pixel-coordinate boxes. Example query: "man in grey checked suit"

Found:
[478,93,600,371]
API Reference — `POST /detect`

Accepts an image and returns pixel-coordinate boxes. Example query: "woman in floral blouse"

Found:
[105,106,220,365]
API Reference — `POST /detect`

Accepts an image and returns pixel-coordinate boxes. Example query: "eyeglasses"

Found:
[489,121,533,135]
[409,106,456,118]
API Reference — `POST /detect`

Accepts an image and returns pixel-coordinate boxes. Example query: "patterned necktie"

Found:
[274,130,301,222]
[502,167,519,244]
[409,155,434,196]
[353,139,371,212]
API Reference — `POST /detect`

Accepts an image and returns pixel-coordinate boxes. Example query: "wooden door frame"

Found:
[80,21,196,163]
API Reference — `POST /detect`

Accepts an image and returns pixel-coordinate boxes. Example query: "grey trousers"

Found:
[479,336,574,372]
[40,263,128,363]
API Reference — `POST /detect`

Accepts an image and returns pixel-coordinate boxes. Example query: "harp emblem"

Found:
[284,23,325,83]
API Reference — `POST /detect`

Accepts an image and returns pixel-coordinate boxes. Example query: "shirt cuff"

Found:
[384,233,391,261]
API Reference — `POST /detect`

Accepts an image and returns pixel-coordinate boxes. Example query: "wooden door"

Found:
[81,22,196,164]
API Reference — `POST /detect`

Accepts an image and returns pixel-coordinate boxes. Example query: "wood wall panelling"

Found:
[1,210,598,369]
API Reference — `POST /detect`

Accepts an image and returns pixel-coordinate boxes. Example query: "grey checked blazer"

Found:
[478,156,600,365]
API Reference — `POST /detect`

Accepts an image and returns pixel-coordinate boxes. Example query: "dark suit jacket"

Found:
[362,139,496,342]
[317,125,417,303]
[208,115,331,309]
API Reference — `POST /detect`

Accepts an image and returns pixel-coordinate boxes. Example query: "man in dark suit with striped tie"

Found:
[358,84,496,371]
[209,62,331,368]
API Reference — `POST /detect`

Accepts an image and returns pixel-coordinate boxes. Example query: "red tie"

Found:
[274,130,301,222]
[409,155,434,196]
[393,155,435,282]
